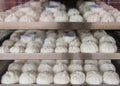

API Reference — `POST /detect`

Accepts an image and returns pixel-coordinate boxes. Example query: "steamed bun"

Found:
[80,41,98,53]
[86,71,102,85]
[22,63,37,72]
[93,30,107,39]
[70,71,85,84]
[0,46,10,53]
[68,8,79,16]
[85,60,98,65]
[86,14,101,22]
[98,60,111,65]
[2,40,15,47]
[36,72,53,84]
[54,12,68,22]
[68,64,83,73]
[69,15,83,22]
[53,63,68,73]
[99,42,117,53]
[100,63,116,72]
[69,47,80,53]
[54,71,70,84]
[99,35,116,44]
[41,47,54,53]
[19,72,37,84]
[1,71,20,84]
[10,46,25,53]
[69,39,80,47]
[8,62,23,72]
[5,14,19,22]
[84,64,98,72]
[103,71,120,85]
[14,41,26,48]
[19,15,36,22]
[38,64,53,73]
[55,47,68,53]
[101,14,115,22]
[25,46,39,53]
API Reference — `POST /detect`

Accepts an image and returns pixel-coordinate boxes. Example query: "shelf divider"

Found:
[0,53,120,60]
[0,22,120,30]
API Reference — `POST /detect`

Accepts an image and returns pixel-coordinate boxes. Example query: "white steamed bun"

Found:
[99,35,116,44]
[70,71,85,84]
[1,71,20,84]
[68,64,83,73]
[84,64,98,72]
[80,41,98,53]
[86,14,101,22]
[8,62,23,72]
[69,47,80,53]
[103,71,120,85]
[5,14,19,22]
[86,71,102,85]
[99,42,117,53]
[54,71,70,84]
[22,63,37,72]
[19,15,36,22]
[55,47,68,53]
[98,60,111,65]
[10,46,25,53]
[53,63,68,73]
[36,72,53,84]
[85,60,98,65]
[100,63,116,72]
[25,46,39,53]
[69,15,83,22]
[19,72,37,84]
[0,46,10,53]
[38,64,53,73]
[41,47,54,53]
[68,8,79,16]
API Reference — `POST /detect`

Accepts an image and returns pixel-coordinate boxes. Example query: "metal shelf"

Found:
[0,53,120,60]
[0,22,120,30]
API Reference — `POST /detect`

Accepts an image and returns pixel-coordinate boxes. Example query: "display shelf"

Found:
[0,53,120,60]
[0,22,120,30]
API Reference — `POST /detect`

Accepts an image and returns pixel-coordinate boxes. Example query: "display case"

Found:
[0,0,120,86]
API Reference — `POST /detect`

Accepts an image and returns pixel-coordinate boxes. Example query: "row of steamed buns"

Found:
[1,60,120,85]
[40,0,120,22]
[0,30,117,53]
[0,0,120,22]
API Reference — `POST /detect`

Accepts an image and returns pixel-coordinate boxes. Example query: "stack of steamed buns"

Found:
[0,0,42,22]
[0,0,120,22]
[0,30,117,53]
[1,60,120,85]
[77,0,120,22]
[39,1,83,22]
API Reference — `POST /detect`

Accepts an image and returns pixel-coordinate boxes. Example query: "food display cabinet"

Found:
[0,0,120,86]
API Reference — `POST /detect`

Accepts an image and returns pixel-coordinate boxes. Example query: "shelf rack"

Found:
[0,22,120,30]
[0,1,120,86]
[0,53,120,60]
